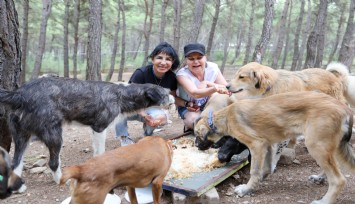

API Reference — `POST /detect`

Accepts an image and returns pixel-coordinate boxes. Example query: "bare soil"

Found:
[3,71,355,204]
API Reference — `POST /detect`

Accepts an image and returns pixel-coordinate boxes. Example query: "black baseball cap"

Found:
[184,43,206,57]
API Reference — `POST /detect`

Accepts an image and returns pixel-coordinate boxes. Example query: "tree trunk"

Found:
[290,0,305,71]
[118,0,126,82]
[159,0,169,42]
[173,0,182,53]
[20,0,29,83]
[142,0,154,67]
[231,20,245,65]
[132,34,142,60]
[63,0,70,77]
[86,0,102,80]
[187,0,205,43]
[304,0,328,69]
[281,1,292,69]
[252,0,275,63]
[243,0,255,65]
[220,0,233,73]
[0,0,22,151]
[315,7,327,68]
[338,0,355,68]
[327,2,346,65]
[206,0,221,57]
[72,0,80,79]
[271,0,290,69]
[296,0,311,70]
[106,0,121,82]
[31,0,52,80]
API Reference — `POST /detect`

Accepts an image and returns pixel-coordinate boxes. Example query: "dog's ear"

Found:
[253,67,272,92]
[194,119,209,139]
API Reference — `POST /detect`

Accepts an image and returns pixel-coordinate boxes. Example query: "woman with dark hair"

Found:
[115,42,186,146]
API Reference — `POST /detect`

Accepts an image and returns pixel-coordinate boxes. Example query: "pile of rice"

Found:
[165,137,225,180]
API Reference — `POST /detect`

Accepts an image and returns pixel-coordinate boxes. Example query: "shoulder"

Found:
[129,65,153,83]
[176,66,189,76]
[206,62,219,71]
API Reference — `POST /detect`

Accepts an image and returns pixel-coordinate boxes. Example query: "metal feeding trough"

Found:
[163,135,249,197]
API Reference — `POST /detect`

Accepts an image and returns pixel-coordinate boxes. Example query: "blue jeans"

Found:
[115,107,167,137]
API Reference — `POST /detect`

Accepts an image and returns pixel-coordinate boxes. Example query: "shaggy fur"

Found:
[197,93,247,163]
[326,62,355,107]
[60,136,173,204]
[0,147,24,199]
[194,91,354,204]
[227,62,347,103]
[0,77,174,188]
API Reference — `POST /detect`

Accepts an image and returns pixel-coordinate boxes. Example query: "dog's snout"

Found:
[226,84,231,90]
[217,154,228,163]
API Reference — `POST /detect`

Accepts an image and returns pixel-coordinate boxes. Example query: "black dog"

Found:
[196,135,250,163]
[0,147,24,199]
[0,77,174,190]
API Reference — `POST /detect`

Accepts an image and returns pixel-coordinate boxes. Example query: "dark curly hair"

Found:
[148,42,180,71]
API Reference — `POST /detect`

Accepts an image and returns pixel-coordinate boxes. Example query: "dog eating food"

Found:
[194,91,354,204]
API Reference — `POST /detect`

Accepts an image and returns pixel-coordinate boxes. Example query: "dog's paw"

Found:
[52,170,62,184]
[14,184,27,194]
[311,198,327,204]
[308,174,326,185]
[234,184,252,197]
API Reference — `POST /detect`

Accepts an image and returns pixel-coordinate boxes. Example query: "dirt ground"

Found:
[2,71,355,204]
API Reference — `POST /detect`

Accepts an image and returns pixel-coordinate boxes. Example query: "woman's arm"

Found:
[177,75,229,98]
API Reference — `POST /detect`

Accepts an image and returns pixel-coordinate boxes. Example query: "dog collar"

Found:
[208,110,217,133]
[262,86,271,95]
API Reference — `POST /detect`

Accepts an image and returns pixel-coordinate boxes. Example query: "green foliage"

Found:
[14,0,355,80]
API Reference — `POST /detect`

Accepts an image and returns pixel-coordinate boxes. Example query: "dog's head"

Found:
[0,147,24,199]
[227,62,276,98]
[216,136,248,163]
[142,84,175,108]
[194,117,223,150]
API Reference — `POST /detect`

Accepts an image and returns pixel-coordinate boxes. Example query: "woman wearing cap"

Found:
[177,43,229,131]
[115,42,186,146]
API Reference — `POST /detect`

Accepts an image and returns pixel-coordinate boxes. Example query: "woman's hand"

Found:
[186,101,200,112]
[207,83,230,95]
[144,115,160,127]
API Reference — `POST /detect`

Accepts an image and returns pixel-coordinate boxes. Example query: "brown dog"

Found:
[227,62,347,103]
[194,91,355,204]
[0,147,24,199]
[60,136,173,204]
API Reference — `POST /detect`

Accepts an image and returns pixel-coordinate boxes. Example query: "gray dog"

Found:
[0,77,174,192]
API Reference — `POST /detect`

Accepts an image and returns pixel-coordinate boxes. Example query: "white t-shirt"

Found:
[177,61,221,107]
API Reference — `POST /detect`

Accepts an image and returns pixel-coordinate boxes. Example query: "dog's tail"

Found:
[326,62,349,86]
[337,113,355,172]
[59,166,81,186]
[0,89,23,108]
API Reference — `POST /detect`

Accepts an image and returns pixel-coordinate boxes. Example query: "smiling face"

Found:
[151,53,174,77]
[186,53,206,73]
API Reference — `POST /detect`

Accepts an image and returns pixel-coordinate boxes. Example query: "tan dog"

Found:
[0,147,25,199]
[227,62,347,103]
[60,136,173,204]
[194,91,355,204]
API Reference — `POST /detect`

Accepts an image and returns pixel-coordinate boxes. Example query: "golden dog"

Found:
[227,62,347,103]
[194,91,354,204]
[60,136,173,204]
[0,147,24,199]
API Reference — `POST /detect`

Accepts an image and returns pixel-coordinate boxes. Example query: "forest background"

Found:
[7,0,355,84]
